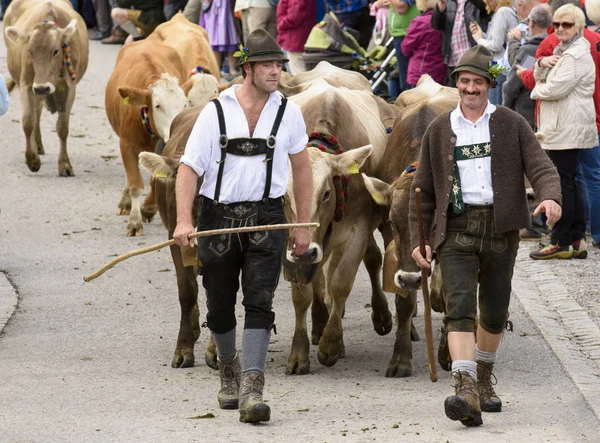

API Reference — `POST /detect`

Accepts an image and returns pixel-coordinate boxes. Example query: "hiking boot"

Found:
[572,239,588,259]
[529,244,573,260]
[444,371,483,427]
[438,326,452,372]
[101,27,127,45]
[217,354,241,410]
[239,371,270,423]
[477,361,502,412]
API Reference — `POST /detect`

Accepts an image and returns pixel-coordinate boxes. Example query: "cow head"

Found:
[286,145,373,253]
[187,73,219,108]
[5,19,79,95]
[118,73,192,142]
[363,171,423,290]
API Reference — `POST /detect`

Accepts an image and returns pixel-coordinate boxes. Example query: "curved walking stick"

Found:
[83,222,319,282]
[415,188,438,382]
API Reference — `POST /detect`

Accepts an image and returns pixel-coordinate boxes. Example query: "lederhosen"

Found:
[197,98,288,334]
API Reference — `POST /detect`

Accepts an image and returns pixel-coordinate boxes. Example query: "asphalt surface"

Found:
[1,29,600,442]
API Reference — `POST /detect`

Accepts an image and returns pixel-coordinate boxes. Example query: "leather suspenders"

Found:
[211,97,288,204]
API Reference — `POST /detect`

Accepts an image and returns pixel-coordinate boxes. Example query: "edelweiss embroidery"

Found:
[239,141,258,154]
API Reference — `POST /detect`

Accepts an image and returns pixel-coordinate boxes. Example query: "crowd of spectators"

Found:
[1,0,599,252]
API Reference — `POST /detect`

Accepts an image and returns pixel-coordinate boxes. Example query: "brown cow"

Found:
[105,38,193,236]
[3,0,89,176]
[149,12,221,108]
[362,92,458,377]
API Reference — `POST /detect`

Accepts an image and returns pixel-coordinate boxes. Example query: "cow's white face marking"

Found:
[149,74,189,141]
[187,73,219,108]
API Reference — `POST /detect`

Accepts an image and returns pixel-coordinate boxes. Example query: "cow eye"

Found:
[52,49,59,56]
[322,190,331,202]
[154,104,161,110]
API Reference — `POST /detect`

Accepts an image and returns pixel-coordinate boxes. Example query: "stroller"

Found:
[302,12,396,95]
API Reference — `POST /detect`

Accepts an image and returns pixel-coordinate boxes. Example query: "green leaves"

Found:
[488,61,508,80]
[233,44,249,64]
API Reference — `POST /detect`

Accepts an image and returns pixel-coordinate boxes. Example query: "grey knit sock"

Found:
[452,360,477,382]
[476,346,497,364]
[242,328,271,374]
[212,328,236,361]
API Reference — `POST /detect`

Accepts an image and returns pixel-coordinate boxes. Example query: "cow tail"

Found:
[5,78,16,93]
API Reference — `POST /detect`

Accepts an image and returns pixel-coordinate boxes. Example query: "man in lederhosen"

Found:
[173,29,313,424]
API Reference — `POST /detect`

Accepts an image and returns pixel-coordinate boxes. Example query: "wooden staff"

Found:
[83,222,319,282]
[415,188,438,382]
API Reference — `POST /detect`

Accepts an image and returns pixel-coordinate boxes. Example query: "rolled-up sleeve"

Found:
[287,104,308,155]
[179,102,216,177]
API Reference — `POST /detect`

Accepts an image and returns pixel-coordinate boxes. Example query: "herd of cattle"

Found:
[4,0,462,378]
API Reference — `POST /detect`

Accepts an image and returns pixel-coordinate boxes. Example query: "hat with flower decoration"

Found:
[450,45,506,88]
[235,28,288,65]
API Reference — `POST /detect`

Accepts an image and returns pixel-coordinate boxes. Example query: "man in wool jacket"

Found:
[409,45,561,427]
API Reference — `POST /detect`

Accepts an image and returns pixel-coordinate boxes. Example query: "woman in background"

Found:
[200,0,241,80]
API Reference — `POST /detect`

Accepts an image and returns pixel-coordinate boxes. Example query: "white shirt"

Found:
[450,101,496,206]
[234,0,272,12]
[180,85,308,203]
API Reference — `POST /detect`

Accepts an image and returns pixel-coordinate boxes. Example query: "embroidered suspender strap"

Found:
[263,97,288,201]
[212,99,228,205]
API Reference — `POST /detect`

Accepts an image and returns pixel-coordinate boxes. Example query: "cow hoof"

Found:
[385,363,413,378]
[59,164,75,177]
[372,308,393,336]
[26,154,41,173]
[410,324,420,342]
[37,144,45,155]
[317,350,340,367]
[141,204,157,223]
[204,351,218,370]
[126,223,144,237]
[171,353,195,368]
[285,360,310,375]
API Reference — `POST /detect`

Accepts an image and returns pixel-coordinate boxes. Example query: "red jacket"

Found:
[522,28,600,131]
[276,0,317,53]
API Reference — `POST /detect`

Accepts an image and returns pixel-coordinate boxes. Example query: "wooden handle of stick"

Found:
[83,222,319,282]
[415,188,438,382]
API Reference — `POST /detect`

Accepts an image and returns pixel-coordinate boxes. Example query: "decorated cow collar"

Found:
[405,161,418,177]
[140,105,157,137]
[42,20,76,82]
[307,132,350,223]
[188,65,212,78]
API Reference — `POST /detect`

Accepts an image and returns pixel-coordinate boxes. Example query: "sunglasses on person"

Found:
[552,21,575,30]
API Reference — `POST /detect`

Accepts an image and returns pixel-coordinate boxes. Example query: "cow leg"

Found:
[318,235,368,367]
[286,282,313,375]
[364,234,393,336]
[34,104,44,155]
[119,140,145,236]
[56,86,76,177]
[117,185,132,215]
[310,267,328,345]
[168,244,201,368]
[141,177,158,223]
[20,89,42,172]
[386,289,417,377]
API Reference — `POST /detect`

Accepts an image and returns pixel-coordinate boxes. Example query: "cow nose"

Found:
[33,86,51,95]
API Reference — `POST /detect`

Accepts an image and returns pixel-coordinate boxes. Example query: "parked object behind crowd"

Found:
[276,0,317,73]
[431,0,491,86]
[530,4,596,260]
[234,0,277,43]
[323,0,375,49]
[401,0,445,86]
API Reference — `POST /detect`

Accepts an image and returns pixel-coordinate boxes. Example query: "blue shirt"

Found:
[0,73,9,117]
[324,0,368,14]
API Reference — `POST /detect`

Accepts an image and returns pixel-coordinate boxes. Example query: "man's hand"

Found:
[174,222,196,247]
[437,0,447,12]
[514,64,525,78]
[533,200,562,227]
[288,227,312,257]
[411,245,432,269]
[507,27,522,40]
[539,55,560,68]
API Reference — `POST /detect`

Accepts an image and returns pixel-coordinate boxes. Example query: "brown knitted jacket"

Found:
[409,105,561,252]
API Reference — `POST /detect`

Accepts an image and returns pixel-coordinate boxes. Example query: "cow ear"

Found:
[5,26,29,44]
[62,19,78,41]
[361,173,393,206]
[118,86,150,106]
[139,152,176,178]
[329,144,373,177]
[180,78,194,96]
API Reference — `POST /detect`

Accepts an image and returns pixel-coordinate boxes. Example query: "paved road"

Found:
[1,33,600,442]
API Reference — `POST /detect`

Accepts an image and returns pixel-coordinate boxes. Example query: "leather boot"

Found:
[239,371,270,423]
[477,361,502,412]
[101,27,127,45]
[444,371,483,427]
[217,354,241,410]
